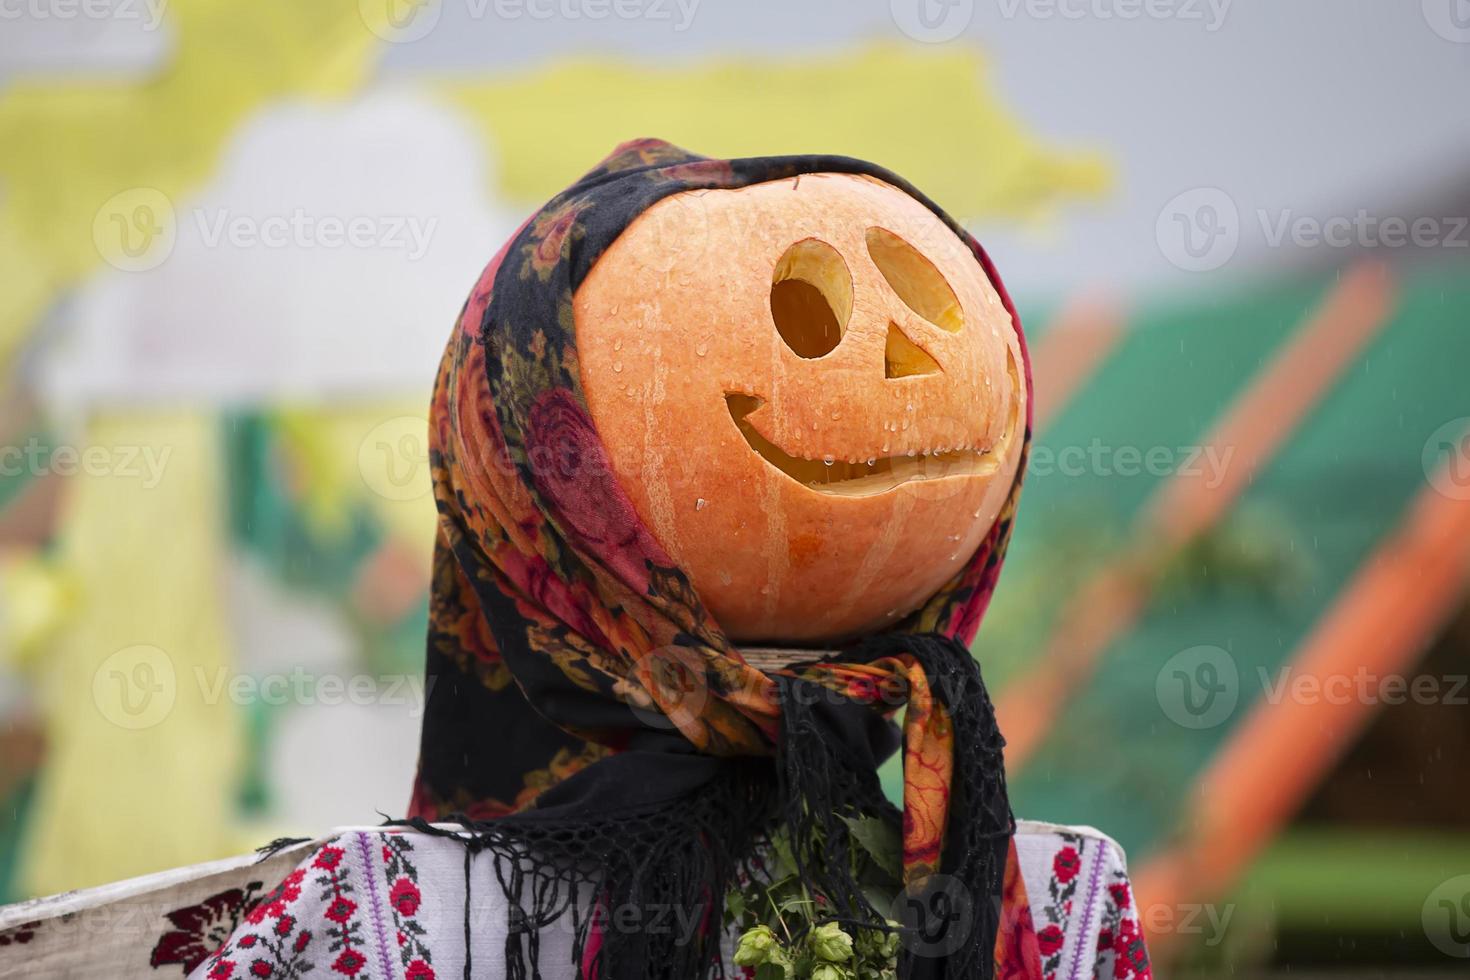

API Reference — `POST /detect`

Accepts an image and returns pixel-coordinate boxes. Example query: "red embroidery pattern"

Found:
[199,839,370,979]
[1095,872,1151,980]
[380,834,434,980]
[1037,835,1083,980]
[0,920,40,947]
[317,845,369,977]
[149,883,264,974]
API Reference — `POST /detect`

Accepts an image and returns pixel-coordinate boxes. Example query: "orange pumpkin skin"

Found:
[573,173,1025,644]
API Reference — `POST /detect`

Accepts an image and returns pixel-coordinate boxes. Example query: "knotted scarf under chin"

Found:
[397,631,1010,980]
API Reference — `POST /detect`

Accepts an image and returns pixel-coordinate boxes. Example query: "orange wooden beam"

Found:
[998,262,1398,770]
[1027,294,1128,434]
[1134,457,1470,956]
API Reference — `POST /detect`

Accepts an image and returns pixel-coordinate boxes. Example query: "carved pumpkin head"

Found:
[574,173,1026,643]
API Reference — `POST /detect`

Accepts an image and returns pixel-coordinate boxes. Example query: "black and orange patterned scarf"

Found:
[407,140,1035,979]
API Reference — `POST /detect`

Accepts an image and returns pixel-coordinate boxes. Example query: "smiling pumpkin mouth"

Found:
[726,391,1012,497]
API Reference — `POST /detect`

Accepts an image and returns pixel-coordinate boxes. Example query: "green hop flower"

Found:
[734,924,779,967]
[810,964,852,980]
[809,922,855,963]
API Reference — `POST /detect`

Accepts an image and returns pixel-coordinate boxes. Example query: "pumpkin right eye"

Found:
[770,238,853,359]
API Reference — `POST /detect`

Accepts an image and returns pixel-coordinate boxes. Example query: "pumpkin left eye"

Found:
[865,226,964,333]
[770,238,853,358]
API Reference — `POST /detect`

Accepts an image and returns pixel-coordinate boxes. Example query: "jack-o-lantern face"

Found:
[574,173,1025,644]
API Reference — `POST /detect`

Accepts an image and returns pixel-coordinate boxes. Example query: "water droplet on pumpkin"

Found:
[613,339,622,351]
[695,497,707,511]
[823,455,835,466]
[613,362,623,373]
[695,343,708,356]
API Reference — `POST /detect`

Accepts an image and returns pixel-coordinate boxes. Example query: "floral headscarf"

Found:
[409,140,1033,980]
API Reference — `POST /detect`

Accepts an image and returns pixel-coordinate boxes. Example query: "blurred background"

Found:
[1,1,1468,975]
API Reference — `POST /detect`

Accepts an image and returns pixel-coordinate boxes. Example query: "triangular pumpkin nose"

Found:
[885,322,941,378]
